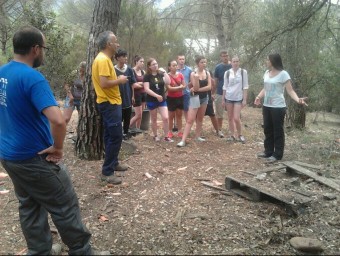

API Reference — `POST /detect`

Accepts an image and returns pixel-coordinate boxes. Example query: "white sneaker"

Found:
[217,130,224,138]
[154,136,160,142]
[164,137,174,142]
[196,137,206,142]
[177,141,186,147]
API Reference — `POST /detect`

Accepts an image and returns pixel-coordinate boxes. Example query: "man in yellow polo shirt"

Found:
[92,31,129,185]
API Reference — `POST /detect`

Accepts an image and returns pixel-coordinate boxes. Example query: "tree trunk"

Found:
[75,0,122,160]
[284,2,306,129]
[212,0,226,50]
[0,3,9,56]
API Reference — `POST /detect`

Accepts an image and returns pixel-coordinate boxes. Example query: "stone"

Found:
[323,193,337,200]
[289,237,323,252]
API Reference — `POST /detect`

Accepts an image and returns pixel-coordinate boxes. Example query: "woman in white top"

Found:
[222,56,249,143]
[254,53,307,163]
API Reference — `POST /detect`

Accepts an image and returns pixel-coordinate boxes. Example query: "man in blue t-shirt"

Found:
[214,50,231,138]
[177,54,192,121]
[0,26,93,255]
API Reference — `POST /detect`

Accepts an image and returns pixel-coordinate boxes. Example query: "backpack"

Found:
[226,69,244,89]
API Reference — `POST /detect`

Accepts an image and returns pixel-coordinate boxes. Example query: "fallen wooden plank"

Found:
[290,189,314,197]
[293,161,323,170]
[283,162,340,192]
[225,176,305,216]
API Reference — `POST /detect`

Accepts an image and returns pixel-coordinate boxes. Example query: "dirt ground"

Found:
[0,107,339,255]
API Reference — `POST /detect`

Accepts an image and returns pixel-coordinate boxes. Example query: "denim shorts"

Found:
[146,100,167,110]
[226,99,243,104]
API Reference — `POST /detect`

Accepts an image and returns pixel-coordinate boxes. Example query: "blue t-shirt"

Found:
[214,63,231,95]
[177,65,192,95]
[0,61,57,160]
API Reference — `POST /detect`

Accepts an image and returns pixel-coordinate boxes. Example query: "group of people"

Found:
[0,25,308,255]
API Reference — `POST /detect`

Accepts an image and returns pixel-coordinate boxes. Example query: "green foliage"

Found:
[17,0,74,96]
[117,0,187,67]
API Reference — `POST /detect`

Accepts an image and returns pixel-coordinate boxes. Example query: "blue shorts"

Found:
[146,100,167,110]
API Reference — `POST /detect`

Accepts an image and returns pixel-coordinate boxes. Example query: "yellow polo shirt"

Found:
[92,52,122,104]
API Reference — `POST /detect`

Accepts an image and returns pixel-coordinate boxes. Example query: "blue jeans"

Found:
[262,106,286,160]
[97,102,123,176]
[1,156,92,255]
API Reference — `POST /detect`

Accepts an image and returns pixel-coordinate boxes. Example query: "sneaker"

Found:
[177,141,186,147]
[154,136,160,142]
[50,243,62,255]
[164,137,174,142]
[115,163,129,171]
[217,130,224,138]
[101,174,122,185]
[129,127,143,134]
[226,135,236,141]
[167,131,174,138]
[257,152,271,158]
[92,250,111,255]
[177,132,183,138]
[196,137,206,142]
[238,135,246,144]
[123,133,130,141]
[266,156,278,163]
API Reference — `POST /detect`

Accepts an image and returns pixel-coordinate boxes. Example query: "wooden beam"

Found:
[283,162,340,192]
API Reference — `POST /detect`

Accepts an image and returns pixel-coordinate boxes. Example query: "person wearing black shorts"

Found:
[167,60,185,138]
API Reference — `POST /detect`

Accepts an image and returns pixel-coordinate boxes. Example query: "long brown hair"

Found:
[146,58,157,75]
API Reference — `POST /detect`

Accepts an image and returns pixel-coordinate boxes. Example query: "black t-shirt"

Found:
[143,72,165,102]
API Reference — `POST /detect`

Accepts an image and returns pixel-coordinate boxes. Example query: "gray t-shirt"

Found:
[263,70,291,108]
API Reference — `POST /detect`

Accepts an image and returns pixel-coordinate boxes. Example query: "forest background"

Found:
[1,1,340,254]
[1,0,339,115]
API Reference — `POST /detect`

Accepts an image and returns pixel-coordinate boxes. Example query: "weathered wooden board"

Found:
[225,176,310,216]
[283,162,340,192]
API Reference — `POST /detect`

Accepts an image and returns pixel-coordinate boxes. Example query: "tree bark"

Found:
[284,2,306,129]
[0,2,9,56]
[212,0,226,50]
[75,0,122,160]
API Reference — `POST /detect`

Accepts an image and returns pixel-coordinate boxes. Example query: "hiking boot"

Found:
[167,131,174,138]
[115,163,129,171]
[238,135,246,144]
[164,137,174,142]
[101,174,122,185]
[217,130,224,138]
[177,141,186,147]
[123,133,131,141]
